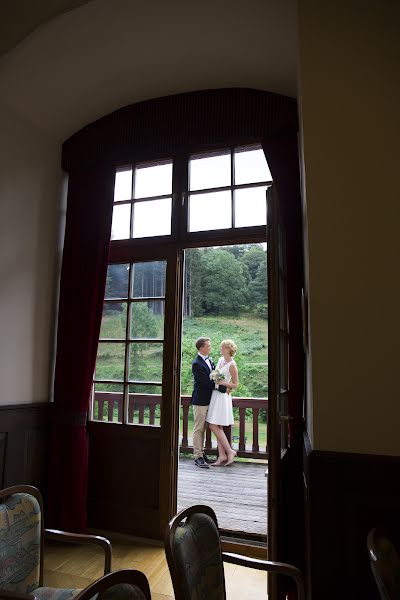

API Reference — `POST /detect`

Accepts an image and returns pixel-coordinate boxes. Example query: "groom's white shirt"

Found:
[198,352,212,371]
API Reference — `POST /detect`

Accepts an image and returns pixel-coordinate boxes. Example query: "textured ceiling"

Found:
[0,0,298,141]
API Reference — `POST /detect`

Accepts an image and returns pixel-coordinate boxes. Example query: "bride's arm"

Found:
[223,362,239,390]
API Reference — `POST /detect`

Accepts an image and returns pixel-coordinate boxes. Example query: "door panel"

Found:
[87,246,181,539]
[267,184,289,594]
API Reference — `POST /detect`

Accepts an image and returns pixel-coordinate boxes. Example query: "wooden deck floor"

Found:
[177,457,267,537]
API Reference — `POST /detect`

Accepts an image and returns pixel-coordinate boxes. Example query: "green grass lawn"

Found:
[181,314,268,398]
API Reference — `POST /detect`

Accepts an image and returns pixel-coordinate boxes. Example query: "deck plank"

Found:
[177,457,267,536]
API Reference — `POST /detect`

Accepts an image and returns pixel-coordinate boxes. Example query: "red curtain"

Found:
[47,166,114,532]
[262,133,305,598]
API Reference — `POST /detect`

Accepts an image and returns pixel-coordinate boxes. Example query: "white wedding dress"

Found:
[206,358,235,426]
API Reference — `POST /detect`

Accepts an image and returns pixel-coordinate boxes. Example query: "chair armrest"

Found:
[222,552,305,600]
[44,529,112,575]
[0,592,38,600]
[72,570,151,600]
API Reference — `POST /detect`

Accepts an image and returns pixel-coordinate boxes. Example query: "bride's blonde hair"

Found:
[220,339,237,357]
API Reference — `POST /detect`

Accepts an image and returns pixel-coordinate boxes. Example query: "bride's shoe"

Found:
[211,458,227,466]
[225,451,237,466]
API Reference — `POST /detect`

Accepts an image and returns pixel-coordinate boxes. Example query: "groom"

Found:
[191,337,227,468]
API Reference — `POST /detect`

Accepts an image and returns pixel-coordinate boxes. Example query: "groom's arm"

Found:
[192,362,215,391]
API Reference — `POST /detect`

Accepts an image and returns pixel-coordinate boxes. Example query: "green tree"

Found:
[184,248,204,317]
[201,249,248,314]
[131,303,159,338]
[249,260,267,305]
[105,263,129,304]
[240,247,266,280]
[226,243,264,260]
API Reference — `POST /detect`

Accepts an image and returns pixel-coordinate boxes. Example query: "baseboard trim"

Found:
[87,528,163,547]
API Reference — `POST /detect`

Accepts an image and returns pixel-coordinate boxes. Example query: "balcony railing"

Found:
[93,392,267,459]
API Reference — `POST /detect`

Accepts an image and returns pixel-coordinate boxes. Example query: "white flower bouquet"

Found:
[210,369,225,389]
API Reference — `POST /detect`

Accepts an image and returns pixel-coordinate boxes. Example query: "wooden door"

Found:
[267,184,289,594]
[87,244,183,539]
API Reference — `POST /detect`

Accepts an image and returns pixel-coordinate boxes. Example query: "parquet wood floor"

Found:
[44,536,268,599]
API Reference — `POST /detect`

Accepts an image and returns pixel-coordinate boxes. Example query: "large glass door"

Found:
[87,247,182,539]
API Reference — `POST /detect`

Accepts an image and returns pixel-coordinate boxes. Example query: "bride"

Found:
[206,339,239,466]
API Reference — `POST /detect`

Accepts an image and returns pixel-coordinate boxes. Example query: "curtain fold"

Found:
[262,133,305,597]
[47,166,114,532]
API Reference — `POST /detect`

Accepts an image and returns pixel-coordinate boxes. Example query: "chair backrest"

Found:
[97,582,148,600]
[0,485,44,594]
[368,528,400,600]
[165,505,226,600]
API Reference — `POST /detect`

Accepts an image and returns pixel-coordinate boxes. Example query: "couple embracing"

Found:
[191,336,239,468]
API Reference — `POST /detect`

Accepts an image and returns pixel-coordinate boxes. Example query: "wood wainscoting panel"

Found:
[304,437,400,600]
[0,433,7,487]
[0,403,51,493]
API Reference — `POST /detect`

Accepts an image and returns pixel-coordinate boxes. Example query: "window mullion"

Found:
[130,165,136,239]
[231,147,235,229]
[172,153,188,241]
[123,265,133,423]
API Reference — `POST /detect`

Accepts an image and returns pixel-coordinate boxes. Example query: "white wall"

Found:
[298,0,400,455]
[0,101,61,405]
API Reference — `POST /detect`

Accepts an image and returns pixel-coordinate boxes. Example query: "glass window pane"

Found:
[114,168,132,201]
[93,384,123,423]
[131,301,165,339]
[134,161,172,198]
[111,203,131,240]
[100,302,127,339]
[95,342,125,381]
[128,384,162,426]
[234,148,272,184]
[189,152,231,191]
[105,264,129,299]
[131,261,166,298]
[235,186,267,227]
[132,198,171,238]
[189,190,231,232]
[129,343,163,382]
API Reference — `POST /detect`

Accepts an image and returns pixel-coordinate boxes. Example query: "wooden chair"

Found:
[0,485,151,600]
[165,504,305,600]
[368,528,400,600]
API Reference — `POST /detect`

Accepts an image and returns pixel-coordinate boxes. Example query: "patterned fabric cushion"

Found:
[34,588,80,600]
[172,513,225,600]
[0,492,41,594]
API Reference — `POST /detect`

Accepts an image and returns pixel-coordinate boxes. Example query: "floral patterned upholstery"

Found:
[0,492,79,600]
[0,492,41,594]
[34,588,79,600]
[171,513,225,600]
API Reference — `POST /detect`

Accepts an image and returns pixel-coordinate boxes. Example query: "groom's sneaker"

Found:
[194,456,209,469]
[203,453,213,464]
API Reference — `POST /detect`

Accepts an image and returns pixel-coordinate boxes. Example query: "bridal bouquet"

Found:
[210,369,225,385]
